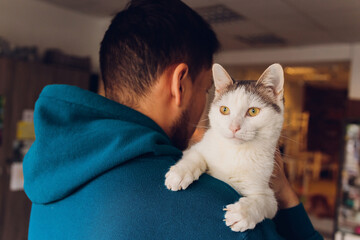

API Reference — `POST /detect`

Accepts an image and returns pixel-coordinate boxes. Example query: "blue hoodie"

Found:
[24,85,323,240]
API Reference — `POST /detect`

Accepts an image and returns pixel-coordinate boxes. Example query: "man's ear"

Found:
[171,63,189,107]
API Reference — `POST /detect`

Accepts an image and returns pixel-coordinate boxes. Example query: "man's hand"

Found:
[270,150,300,209]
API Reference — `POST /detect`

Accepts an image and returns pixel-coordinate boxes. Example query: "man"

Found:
[24,0,323,239]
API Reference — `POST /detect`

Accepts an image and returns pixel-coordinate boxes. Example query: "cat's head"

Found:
[208,63,284,144]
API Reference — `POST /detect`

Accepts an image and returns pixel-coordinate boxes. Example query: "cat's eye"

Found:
[247,107,260,117]
[220,106,230,115]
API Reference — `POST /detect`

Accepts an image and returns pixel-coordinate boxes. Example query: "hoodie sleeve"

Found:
[273,203,324,240]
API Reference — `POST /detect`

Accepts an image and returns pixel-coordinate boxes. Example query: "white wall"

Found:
[0,0,111,72]
[215,44,351,65]
[216,43,360,100]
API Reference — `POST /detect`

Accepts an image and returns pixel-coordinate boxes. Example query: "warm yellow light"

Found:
[284,67,330,81]
[285,67,316,75]
[303,74,330,81]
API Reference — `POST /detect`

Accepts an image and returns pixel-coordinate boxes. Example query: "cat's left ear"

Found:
[212,63,233,97]
[256,63,284,101]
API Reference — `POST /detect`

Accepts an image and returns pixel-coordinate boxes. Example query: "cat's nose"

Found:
[230,125,240,134]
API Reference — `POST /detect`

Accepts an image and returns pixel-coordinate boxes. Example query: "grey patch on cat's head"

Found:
[216,80,283,113]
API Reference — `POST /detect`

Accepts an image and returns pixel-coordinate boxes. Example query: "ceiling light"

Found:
[195,4,245,24]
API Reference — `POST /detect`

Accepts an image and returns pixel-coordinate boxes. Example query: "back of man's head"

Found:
[100,0,220,106]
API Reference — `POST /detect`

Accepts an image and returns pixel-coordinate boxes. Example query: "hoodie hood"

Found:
[23,85,182,204]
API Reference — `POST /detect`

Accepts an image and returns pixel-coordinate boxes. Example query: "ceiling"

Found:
[38,0,360,51]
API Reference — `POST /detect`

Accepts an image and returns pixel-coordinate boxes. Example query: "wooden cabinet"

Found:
[0,57,91,240]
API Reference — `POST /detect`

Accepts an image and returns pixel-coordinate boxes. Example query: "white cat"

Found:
[165,63,284,232]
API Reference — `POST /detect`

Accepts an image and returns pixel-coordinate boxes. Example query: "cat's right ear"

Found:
[212,63,233,97]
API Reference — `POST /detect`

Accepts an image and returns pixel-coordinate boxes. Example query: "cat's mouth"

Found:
[223,133,248,143]
[234,136,250,143]
[223,131,256,143]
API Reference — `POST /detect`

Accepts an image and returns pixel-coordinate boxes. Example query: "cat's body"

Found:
[165,63,284,232]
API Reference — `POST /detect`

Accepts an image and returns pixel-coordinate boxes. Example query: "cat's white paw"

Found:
[165,165,195,191]
[224,198,264,232]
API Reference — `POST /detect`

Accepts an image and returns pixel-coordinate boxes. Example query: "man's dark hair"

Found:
[100,0,220,106]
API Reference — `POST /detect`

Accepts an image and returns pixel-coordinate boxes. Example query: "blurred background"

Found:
[0,0,360,239]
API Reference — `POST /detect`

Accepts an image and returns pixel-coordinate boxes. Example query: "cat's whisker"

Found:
[278,135,300,144]
[198,118,209,122]
[279,152,293,158]
[282,122,296,128]
[188,122,207,127]
[190,125,210,128]
[273,161,281,172]
[282,155,300,162]
[273,149,299,161]
[189,124,222,130]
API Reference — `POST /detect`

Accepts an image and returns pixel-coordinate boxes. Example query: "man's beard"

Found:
[170,108,193,151]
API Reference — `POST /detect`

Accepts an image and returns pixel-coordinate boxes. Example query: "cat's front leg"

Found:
[224,188,277,232]
[165,147,207,191]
